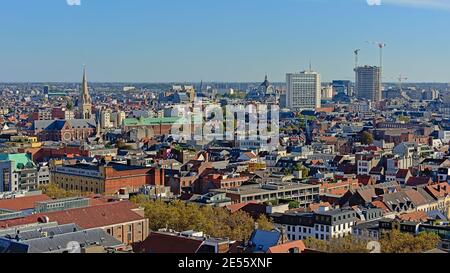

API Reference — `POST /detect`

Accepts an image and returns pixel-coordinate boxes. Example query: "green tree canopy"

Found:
[380,230,440,253]
[304,235,369,253]
[39,183,85,199]
[130,196,274,241]
[361,131,374,145]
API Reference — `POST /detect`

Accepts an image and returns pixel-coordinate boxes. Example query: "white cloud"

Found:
[367,0,450,10]
[367,0,382,6]
[66,0,81,6]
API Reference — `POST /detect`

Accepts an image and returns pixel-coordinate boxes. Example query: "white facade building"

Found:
[273,207,358,241]
[286,71,321,111]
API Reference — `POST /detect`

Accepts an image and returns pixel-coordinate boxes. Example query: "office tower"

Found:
[79,66,93,120]
[100,109,113,130]
[355,66,381,102]
[286,71,321,111]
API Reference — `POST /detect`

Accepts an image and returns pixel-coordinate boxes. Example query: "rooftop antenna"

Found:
[309,60,312,72]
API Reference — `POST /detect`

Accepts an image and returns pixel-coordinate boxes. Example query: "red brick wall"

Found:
[103,166,157,195]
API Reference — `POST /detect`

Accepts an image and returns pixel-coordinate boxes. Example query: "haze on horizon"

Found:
[0,0,449,83]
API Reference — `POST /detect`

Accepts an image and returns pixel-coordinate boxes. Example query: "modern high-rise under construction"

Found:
[355,65,381,102]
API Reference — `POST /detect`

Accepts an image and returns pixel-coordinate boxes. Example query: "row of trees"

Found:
[39,183,85,199]
[304,230,440,253]
[380,229,441,253]
[304,236,370,253]
[130,195,273,241]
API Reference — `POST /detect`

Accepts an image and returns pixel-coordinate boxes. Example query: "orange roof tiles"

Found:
[0,194,51,211]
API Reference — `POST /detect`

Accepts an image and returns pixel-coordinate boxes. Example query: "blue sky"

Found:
[0,0,449,82]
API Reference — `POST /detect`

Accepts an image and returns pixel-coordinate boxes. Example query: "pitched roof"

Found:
[267,240,306,253]
[133,232,203,253]
[396,169,410,179]
[425,182,450,199]
[404,189,429,206]
[0,153,35,170]
[406,176,432,187]
[0,194,50,212]
[32,119,96,131]
[249,230,281,253]
[371,200,390,213]
[397,211,429,223]
[0,201,143,229]
[226,201,258,213]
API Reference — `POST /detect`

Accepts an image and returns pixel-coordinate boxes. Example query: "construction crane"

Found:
[354,49,361,71]
[366,41,386,70]
[398,74,408,91]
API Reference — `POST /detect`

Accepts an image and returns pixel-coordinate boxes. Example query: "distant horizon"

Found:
[1,81,448,85]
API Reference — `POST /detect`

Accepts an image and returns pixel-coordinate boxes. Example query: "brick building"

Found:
[30,119,97,142]
[0,200,149,245]
[51,162,164,195]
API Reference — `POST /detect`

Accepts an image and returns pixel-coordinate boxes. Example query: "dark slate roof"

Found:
[248,229,280,253]
[32,119,96,131]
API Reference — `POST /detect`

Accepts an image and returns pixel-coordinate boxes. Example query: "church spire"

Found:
[82,65,91,104]
[80,65,92,120]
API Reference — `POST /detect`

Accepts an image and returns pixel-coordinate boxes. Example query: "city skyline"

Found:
[1,0,450,83]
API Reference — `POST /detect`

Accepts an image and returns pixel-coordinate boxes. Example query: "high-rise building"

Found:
[100,109,113,130]
[286,71,321,111]
[355,66,381,102]
[79,66,93,120]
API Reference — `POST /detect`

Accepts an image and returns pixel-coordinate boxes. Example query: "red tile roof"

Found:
[397,211,429,223]
[371,200,390,213]
[267,240,306,253]
[0,194,50,211]
[425,182,450,199]
[309,202,331,212]
[134,232,203,253]
[0,200,143,229]
[226,202,258,213]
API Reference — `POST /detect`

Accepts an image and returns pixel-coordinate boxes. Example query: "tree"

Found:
[304,235,369,253]
[39,183,85,199]
[361,131,374,145]
[398,115,410,123]
[256,215,274,231]
[380,230,440,253]
[288,200,300,209]
[130,196,274,241]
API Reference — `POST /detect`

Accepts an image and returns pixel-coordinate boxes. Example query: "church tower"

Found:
[79,66,92,120]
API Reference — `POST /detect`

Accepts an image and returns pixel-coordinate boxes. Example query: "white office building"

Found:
[286,71,321,111]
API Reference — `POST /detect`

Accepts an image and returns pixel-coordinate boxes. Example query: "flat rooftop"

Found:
[212,182,318,196]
